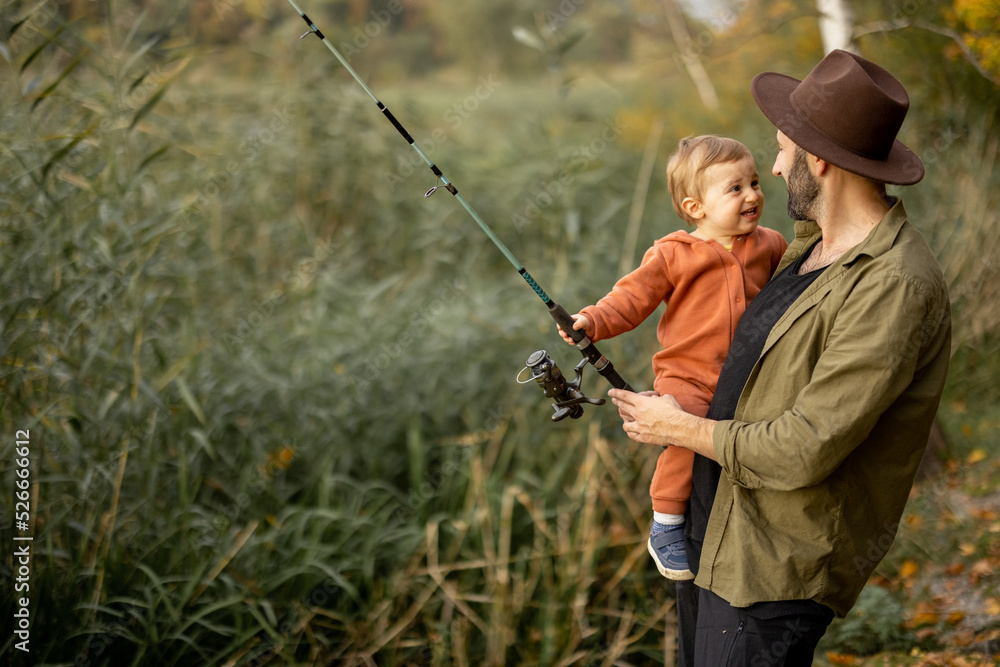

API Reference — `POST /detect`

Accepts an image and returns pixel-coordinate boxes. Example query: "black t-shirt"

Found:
[686,240,825,575]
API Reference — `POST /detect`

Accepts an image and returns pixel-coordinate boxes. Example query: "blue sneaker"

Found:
[647,525,694,580]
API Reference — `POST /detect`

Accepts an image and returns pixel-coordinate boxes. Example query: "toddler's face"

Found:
[690,157,763,240]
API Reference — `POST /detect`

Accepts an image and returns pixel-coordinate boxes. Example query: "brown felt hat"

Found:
[751,49,924,185]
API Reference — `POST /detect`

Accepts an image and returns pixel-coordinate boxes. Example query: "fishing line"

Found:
[286,0,632,416]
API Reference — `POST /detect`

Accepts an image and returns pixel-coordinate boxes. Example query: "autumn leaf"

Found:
[911,611,940,627]
[909,601,940,628]
[825,653,857,665]
[952,0,1000,79]
[967,448,988,464]
[900,559,920,579]
[869,572,893,588]
[969,558,995,583]
[946,610,965,624]
[951,656,981,667]
[959,542,976,556]
[952,629,977,647]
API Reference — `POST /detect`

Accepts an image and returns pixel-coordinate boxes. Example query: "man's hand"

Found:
[609,389,683,442]
[557,313,590,345]
[613,389,659,423]
[608,388,718,460]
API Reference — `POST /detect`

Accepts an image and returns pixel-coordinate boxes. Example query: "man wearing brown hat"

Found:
[609,50,951,665]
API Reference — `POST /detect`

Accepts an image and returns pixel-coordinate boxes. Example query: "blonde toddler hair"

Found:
[666,135,754,225]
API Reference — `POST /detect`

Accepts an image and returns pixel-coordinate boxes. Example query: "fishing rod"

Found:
[286,0,633,421]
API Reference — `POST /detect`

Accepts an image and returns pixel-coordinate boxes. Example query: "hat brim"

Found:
[751,71,924,185]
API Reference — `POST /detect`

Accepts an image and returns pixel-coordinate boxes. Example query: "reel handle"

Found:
[524,351,606,422]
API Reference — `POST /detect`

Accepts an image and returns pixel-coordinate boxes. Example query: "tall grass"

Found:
[0,6,683,665]
[2,4,997,666]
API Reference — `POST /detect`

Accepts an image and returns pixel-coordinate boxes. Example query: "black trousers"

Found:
[675,580,834,667]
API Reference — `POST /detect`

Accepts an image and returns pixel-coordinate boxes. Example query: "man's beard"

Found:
[787,147,822,221]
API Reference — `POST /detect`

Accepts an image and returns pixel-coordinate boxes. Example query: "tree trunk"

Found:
[662,0,719,110]
[816,0,857,54]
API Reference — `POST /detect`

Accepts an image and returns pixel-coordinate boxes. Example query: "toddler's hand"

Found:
[557,314,590,345]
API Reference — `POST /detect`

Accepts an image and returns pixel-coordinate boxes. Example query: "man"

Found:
[610,50,951,666]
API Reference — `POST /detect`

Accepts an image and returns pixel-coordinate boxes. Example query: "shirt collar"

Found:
[791,197,908,267]
[840,197,907,266]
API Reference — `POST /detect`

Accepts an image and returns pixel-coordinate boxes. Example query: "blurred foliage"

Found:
[820,586,912,656]
[950,0,1000,79]
[0,0,998,664]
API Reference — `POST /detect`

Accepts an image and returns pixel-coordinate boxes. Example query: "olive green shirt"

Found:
[702,199,951,618]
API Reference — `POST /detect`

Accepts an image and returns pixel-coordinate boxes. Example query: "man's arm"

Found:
[711,270,945,491]
[611,268,948,489]
[609,389,718,460]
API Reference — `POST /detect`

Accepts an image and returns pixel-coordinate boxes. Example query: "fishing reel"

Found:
[520,350,605,422]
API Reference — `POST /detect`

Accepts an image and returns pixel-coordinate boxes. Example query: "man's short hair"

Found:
[667,135,754,224]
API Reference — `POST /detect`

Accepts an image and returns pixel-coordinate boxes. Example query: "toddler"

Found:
[560,135,787,579]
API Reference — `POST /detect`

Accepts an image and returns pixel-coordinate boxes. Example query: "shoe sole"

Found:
[647,537,695,581]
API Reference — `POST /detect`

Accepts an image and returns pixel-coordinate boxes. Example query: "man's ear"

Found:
[681,197,704,220]
[813,155,830,177]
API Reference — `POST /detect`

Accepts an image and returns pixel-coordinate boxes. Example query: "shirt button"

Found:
[736,297,742,303]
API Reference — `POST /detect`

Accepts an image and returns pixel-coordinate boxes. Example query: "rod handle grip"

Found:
[547,301,634,392]
[547,302,586,344]
[595,361,632,392]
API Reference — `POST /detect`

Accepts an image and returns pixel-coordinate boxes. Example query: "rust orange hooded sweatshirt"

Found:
[580,226,787,514]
